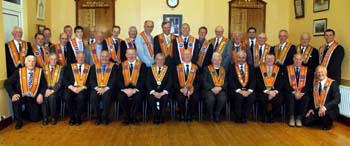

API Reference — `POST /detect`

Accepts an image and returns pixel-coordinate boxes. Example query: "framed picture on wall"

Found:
[36,0,46,20]
[294,0,304,18]
[37,24,45,33]
[163,14,182,36]
[313,18,327,36]
[313,0,330,12]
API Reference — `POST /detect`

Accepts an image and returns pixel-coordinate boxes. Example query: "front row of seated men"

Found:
[5,48,340,130]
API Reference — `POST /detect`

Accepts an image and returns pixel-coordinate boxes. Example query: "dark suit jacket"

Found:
[5,68,47,98]
[323,45,345,84]
[146,66,172,94]
[89,63,118,92]
[5,41,33,78]
[174,64,201,93]
[154,34,177,68]
[271,44,297,67]
[63,64,91,89]
[227,63,256,93]
[117,61,146,93]
[120,39,136,62]
[49,45,69,66]
[303,48,319,76]
[256,65,285,94]
[102,39,123,63]
[172,38,200,66]
[308,80,340,119]
[45,66,65,93]
[284,65,312,95]
[202,66,227,92]
[196,39,214,68]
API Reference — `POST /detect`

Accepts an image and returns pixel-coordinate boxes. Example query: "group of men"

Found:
[4,20,344,131]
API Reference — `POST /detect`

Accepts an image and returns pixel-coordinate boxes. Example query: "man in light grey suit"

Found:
[209,26,232,70]
[231,31,252,65]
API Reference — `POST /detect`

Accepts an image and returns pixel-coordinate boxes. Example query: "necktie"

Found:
[78,65,82,74]
[259,46,263,61]
[90,39,94,44]
[185,64,190,81]
[240,65,245,80]
[267,67,272,78]
[158,67,161,74]
[301,47,305,54]
[102,64,107,74]
[132,39,136,47]
[184,37,188,48]
[318,82,322,96]
[40,47,45,62]
[64,46,67,56]
[166,35,170,50]
[322,45,330,61]
[250,40,254,56]
[28,71,34,89]
[296,67,300,86]
[114,39,118,47]
[129,63,134,73]
[215,69,220,75]
[214,38,219,50]
[18,42,22,53]
[79,41,83,52]
[50,66,54,81]
[235,46,240,52]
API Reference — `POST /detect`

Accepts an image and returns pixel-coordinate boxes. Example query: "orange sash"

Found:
[32,45,49,67]
[197,40,210,66]
[125,38,135,48]
[297,45,313,64]
[90,43,100,64]
[287,65,307,92]
[313,78,333,108]
[275,42,292,64]
[260,64,280,90]
[71,63,90,87]
[8,40,28,67]
[55,44,66,66]
[158,33,175,57]
[20,67,42,97]
[106,37,122,63]
[176,36,195,62]
[44,64,61,88]
[232,44,246,63]
[177,63,198,89]
[151,65,168,85]
[70,38,84,56]
[122,60,142,86]
[235,63,249,87]
[210,37,228,54]
[95,62,114,87]
[319,41,338,67]
[208,64,225,87]
[140,31,154,57]
[254,43,270,67]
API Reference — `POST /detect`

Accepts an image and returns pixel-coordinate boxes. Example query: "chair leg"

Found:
[116,102,119,121]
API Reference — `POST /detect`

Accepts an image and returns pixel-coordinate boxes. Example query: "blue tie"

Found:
[102,64,107,74]
[28,71,34,88]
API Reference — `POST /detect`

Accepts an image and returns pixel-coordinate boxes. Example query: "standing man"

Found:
[173,23,200,65]
[5,56,47,129]
[231,32,252,65]
[117,48,146,125]
[243,27,257,64]
[64,25,73,40]
[319,29,344,84]
[88,26,96,45]
[202,52,227,122]
[136,20,155,67]
[5,26,33,77]
[228,51,256,123]
[272,29,296,68]
[209,26,232,70]
[104,25,124,64]
[43,28,54,48]
[89,50,118,125]
[296,33,319,75]
[252,33,272,68]
[32,33,50,67]
[154,21,177,68]
[66,26,91,65]
[50,32,69,66]
[89,31,107,65]
[121,26,138,50]
[196,26,213,68]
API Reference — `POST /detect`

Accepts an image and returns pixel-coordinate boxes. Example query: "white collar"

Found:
[319,77,328,85]
[183,62,192,66]
[128,60,136,65]
[14,39,21,44]
[249,38,256,42]
[76,38,83,42]
[234,43,241,47]
[327,41,334,46]
[259,44,265,48]
[280,42,286,47]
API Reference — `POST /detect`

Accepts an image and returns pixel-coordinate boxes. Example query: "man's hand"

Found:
[294,91,303,100]
[11,94,20,102]
[180,88,188,96]
[318,106,327,117]
[37,94,43,104]
[267,90,277,100]
[240,90,251,97]
[211,87,222,95]
[45,89,54,97]
[306,109,314,118]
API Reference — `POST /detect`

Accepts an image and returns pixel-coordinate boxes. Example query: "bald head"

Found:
[300,32,311,47]
[144,20,154,34]
[258,33,267,45]
[181,23,190,36]
[12,26,23,41]
[215,26,224,38]
[95,31,104,44]
[232,31,242,44]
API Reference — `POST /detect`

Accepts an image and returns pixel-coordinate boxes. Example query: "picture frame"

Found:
[294,0,304,18]
[36,0,46,20]
[313,0,330,12]
[163,14,182,36]
[313,18,327,36]
[37,24,45,33]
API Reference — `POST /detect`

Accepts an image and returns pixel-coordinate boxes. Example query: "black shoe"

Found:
[322,125,332,130]
[209,114,214,122]
[179,114,185,121]
[159,117,165,124]
[102,119,109,125]
[123,119,130,125]
[214,116,220,123]
[186,116,192,122]
[42,118,49,125]
[76,118,82,125]
[240,118,247,123]
[15,121,23,130]
[133,118,139,125]
[51,118,57,125]
[95,119,101,125]
[69,119,75,126]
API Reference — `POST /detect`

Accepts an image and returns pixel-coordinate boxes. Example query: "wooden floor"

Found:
[1,119,350,146]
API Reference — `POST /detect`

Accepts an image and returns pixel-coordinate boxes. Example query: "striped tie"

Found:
[28,71,34,89]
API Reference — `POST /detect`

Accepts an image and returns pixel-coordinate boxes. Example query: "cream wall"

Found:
[288,0,350,80]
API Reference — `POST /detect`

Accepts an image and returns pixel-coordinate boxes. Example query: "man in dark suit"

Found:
[43,28,54,48]
[5,55,47,129]
[173,23,200,65]
[175,50,200,122]
[88,26,96,45]
[296,33,319,77]
[285,53,312,127]
[228,51,256,123]
[42,53,65,125]
[272,29,296,68]
[256,53,284,123]
[210,26,232,70]
[32,33,50,68]
[66,26,91,65]
[318,29,344,84]
[50,32,69,66]
[63,25,73,40]
[89,50,118,125]
[146,53,172,124]
[63,52,91,126]
[117,48,146,125]
[154,21,177,68]
[103,25,124,64]
[202,52,227,122]
[243,27,257,64]
[5,26,33,78]
[303,65,340,130]
[196,26,213,68]
[120,26,138,62]
[231,31,252,65]
[252,33,272,68]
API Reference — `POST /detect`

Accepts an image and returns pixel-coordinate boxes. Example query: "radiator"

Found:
[340,85,350,118]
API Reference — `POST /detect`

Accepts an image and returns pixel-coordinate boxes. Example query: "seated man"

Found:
[303,65,340,130]
[256,53,284,123]
[89,50,118,125]
[285,53,311,127]
[117,48,146,125]
[5,55,47,129]
[64,52,91,126]
[175,50,200,122]
[42,53,65,125]
[228,51,256,123]
[146,53,172,124]
[202,52,227,122]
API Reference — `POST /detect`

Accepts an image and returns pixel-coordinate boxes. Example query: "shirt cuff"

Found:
[150,90,155,95]
[105,87,110,91]
[263,90,269,93]
[235,89,241,93]
[248,89,253,93]
[163,90,169,95]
